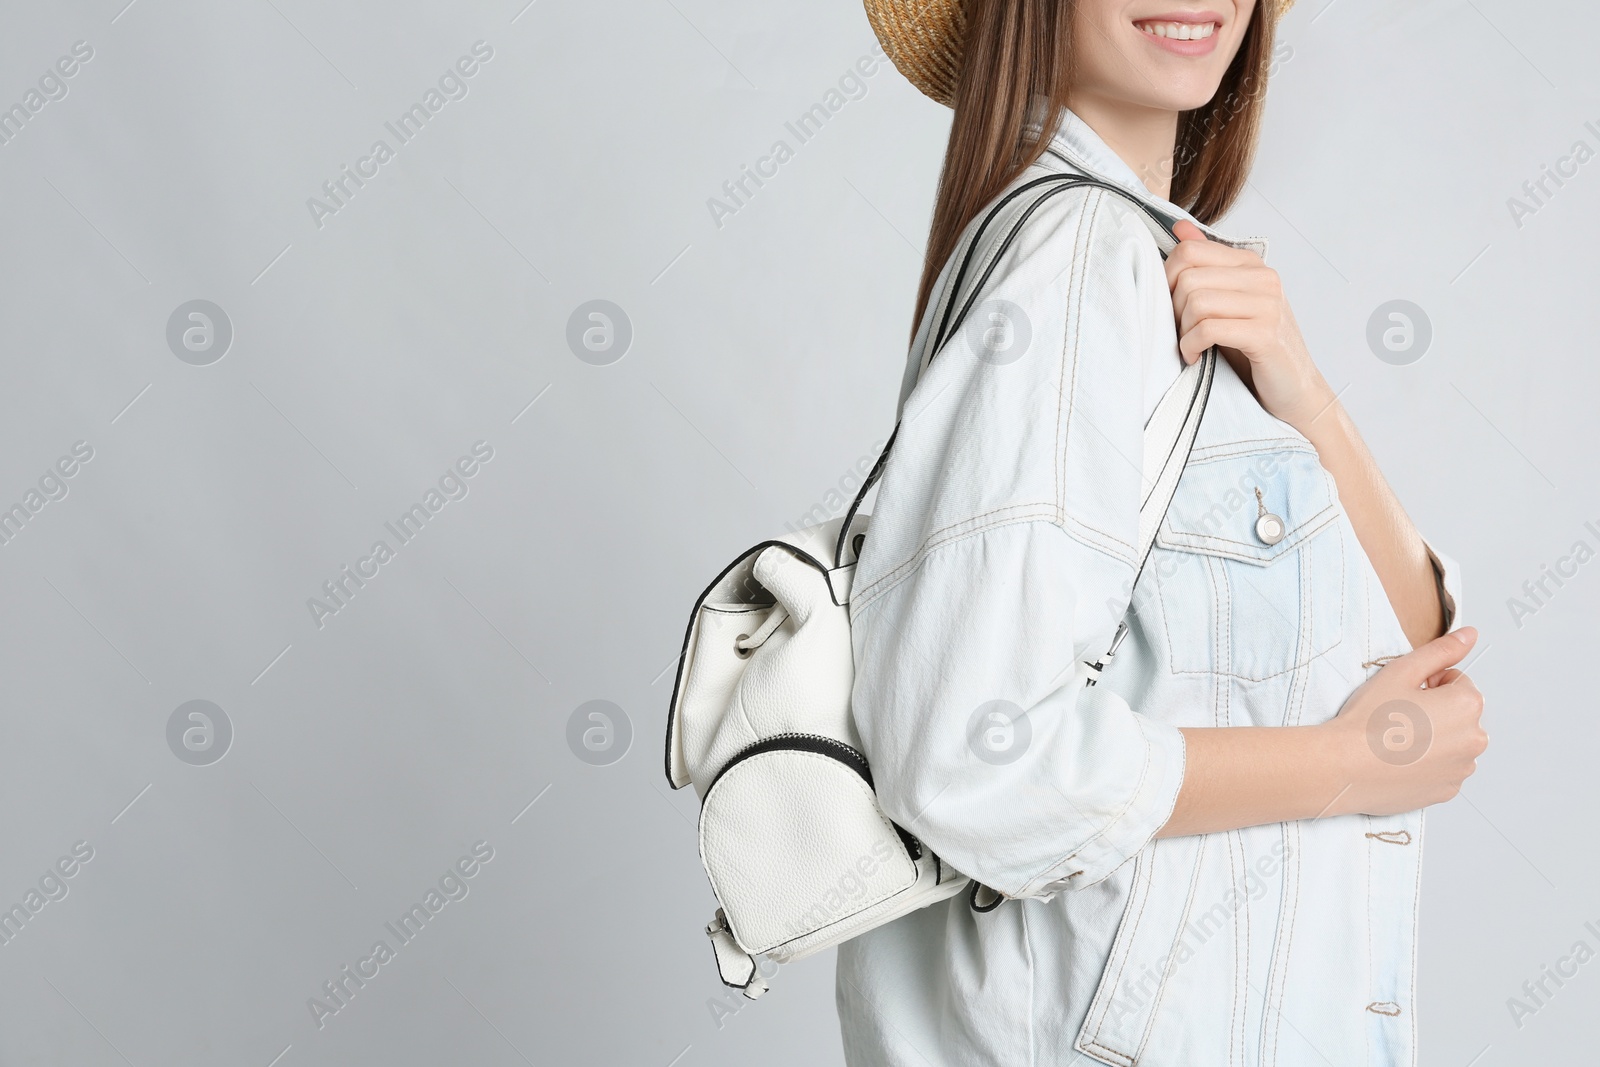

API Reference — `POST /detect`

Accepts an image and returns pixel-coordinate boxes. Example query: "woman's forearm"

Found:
[1289,381,1445,648]
[1155,724,1350,838]
[1153,627,1483,839]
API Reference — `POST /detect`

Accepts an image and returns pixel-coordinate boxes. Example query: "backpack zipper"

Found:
[705,733,923,860]
[707,732,873,793]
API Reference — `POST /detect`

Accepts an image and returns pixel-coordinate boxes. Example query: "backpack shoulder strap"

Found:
[833,175,1218,574]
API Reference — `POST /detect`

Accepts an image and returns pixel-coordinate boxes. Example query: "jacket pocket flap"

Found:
[1154,446,1338,566]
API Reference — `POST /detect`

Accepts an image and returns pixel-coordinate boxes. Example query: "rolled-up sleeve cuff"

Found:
[1020,702,1187,895]
[1421,536,1462,631]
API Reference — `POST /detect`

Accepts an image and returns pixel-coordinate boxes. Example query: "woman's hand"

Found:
[1159,626,1486,837]
[1166,219,1335,434]
[1319,626,1488,817]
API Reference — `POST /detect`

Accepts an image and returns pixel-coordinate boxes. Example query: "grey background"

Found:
[0,0,1594,1064]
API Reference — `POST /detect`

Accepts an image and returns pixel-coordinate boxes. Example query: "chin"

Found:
[1127,75,1230,115]
[1170,87,1229,112]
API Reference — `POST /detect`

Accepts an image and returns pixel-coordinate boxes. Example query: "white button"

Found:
[1256,512,1285,545]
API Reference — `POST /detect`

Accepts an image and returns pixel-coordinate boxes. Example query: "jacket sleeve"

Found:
[847,187,1185,899]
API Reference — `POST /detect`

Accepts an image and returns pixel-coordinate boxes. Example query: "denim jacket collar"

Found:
[1023,97,1268,258]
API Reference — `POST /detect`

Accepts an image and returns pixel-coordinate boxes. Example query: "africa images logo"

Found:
[306,441,495,629]
[305,41,495,229]
[306,841,495,1030]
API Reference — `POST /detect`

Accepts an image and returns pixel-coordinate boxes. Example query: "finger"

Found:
[1177,319,1223,363]
[1172,219,1209,245]
[1176,316,1274,363]
[1171,266,1281,309]
[1434,671,1484,723]
[1176,290,1276,338]
[1387,627,1477,686]
[1164,239,1260,288]
[1425,667,1462,689]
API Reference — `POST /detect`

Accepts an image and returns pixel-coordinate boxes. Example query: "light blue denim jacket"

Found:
[836,106,1463,1067]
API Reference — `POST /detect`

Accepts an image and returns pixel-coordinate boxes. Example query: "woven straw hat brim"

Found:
[863,0,1295,108]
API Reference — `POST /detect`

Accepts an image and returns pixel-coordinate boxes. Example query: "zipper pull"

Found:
[1083,621,1130,688]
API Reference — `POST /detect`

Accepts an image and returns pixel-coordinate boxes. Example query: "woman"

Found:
[839,1,1486,1064]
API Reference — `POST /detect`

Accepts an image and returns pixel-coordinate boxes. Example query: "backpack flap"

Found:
[664,515,865,793]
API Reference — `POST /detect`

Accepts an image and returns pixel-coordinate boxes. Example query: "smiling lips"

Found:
[1134,13,1223,55]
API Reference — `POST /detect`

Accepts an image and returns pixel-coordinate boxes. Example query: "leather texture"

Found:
[700,746,918,954]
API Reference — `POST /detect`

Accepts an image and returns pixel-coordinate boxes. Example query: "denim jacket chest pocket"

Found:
[1145,441,1346,681]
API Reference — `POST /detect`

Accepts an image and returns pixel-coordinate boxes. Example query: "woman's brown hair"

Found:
[908,0,1278,341]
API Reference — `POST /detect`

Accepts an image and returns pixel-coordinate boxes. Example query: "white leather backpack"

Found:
[664,174,1218,999]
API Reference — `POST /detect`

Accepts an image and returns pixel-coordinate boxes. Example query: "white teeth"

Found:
[1138,20,1217,40]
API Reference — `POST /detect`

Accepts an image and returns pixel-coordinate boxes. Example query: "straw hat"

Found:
[863,1,1295,107]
